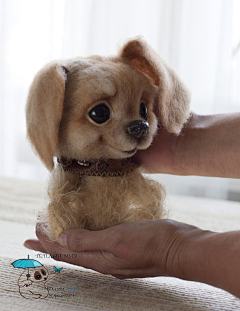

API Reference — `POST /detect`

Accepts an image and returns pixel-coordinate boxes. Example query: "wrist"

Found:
[156,220,206,279]
[173,112,240,177]
[164,222,213,281]
[177,229,215,282]
[172,113,205,176]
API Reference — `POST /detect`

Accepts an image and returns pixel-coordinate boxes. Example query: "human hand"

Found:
[24,219,201,279]
[134,124,178,174]
[137,111,240,178]
[134,113,195,175]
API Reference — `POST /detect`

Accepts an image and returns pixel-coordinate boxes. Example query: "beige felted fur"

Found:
[26,37,190,240]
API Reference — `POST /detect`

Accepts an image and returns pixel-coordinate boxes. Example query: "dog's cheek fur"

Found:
[57,119,102,160]
[138,110,158,150]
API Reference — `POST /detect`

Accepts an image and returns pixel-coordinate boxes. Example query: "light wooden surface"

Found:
[1,176,240,310]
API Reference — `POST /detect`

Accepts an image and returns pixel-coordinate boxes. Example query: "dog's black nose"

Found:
[127,120,149,139]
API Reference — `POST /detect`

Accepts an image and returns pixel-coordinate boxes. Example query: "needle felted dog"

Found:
[26,38,190,240]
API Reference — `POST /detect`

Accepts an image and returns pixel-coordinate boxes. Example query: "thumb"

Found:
[58,228,112,252]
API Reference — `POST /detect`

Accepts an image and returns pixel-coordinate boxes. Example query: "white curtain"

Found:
[0,0,239,200]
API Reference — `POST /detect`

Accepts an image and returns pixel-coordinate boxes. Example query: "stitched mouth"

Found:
[124,148,137,155]
[107,144,137,156]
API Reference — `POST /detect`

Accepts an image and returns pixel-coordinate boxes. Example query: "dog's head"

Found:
[26,38,190,171]
[21,267,49,283]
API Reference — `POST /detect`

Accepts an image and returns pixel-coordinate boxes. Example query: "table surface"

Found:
[1,176,240,310]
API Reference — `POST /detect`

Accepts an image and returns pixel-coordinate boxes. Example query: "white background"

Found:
[0,0,240,200]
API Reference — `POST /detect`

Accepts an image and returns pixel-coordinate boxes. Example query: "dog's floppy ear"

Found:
[120,38,190,134]
[26,62,67,171]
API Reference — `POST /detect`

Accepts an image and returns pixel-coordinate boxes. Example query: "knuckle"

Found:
[68,235,83,251]
[66,229,89,251]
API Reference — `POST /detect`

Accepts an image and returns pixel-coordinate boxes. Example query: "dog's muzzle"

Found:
[127,120,149,139]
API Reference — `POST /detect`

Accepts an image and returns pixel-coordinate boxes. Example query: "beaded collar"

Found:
[57,157,139,177]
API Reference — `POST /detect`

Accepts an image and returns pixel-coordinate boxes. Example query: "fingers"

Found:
[25,224,116,273]
[34,222,114,253]
[24,239,47,253]
[112,273,158,279]
[59,227,115,252]
[23,221,171,278]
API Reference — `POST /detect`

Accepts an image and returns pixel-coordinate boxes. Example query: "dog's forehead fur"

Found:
[64,57,156,113]
[78,62,118,97]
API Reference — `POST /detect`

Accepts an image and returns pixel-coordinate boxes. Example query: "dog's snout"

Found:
[127,120,149,139]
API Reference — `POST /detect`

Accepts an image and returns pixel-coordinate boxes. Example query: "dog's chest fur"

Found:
[46,167,165,240]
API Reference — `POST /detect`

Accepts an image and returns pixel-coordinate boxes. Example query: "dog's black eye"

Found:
[41,269,46,276]
[34,271,42,280]
[89,104,110,124]
[139,102,147,120]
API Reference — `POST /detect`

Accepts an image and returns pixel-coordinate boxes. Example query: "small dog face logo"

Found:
[17,267,51,299]
[29,268,48,282]
[11,256,62,299]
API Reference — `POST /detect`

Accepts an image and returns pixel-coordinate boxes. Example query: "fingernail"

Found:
[57,234,67,247]
[23,241,34,250]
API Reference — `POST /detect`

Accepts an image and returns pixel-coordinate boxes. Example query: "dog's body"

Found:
[26,38,190,240]
[47,167,165,240]
[18,267,54,299]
